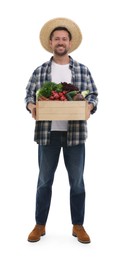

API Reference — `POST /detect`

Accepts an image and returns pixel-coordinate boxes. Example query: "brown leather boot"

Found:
[72,225,91,243]
[28,224,45,242]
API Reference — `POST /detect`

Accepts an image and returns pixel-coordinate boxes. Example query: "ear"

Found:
[69,41,72,49]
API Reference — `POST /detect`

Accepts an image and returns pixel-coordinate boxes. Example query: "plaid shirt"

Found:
[25,56,98,146]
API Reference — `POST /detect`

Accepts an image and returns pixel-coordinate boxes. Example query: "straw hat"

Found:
[39,17,82,53]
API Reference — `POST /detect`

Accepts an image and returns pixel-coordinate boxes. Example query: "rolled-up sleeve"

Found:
[86,69,98,114]
[25,71,38,111]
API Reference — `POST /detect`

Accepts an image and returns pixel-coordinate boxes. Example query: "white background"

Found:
[0,0,121,259]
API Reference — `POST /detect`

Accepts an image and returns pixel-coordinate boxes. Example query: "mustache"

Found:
[56,44,65,47]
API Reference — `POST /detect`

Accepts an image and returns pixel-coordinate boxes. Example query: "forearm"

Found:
[25,71,37,111]
[86,93,98,114]
[27,102,36,119]
[27,102,35,111]
[88,103,94,112]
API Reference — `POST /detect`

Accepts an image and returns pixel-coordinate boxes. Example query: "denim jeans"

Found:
[35,131,85,225]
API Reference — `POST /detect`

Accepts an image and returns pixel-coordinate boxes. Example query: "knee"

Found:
[70,178,85,194]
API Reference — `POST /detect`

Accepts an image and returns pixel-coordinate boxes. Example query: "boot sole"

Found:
[28,232,45,242]
[72,233,91,244]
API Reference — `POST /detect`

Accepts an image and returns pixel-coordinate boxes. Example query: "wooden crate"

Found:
[36,100,88,121]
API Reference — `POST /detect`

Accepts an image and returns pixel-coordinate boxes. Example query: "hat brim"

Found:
[39,17,82,53]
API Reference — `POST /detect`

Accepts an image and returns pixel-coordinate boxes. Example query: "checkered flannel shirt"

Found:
[25,56,98,146]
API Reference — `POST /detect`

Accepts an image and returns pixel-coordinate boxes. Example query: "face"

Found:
[49,30,72,56]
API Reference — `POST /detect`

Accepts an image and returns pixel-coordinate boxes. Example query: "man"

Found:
[25,17,98,244]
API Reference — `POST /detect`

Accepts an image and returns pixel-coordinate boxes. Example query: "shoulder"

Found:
[33,60,50,74]
[70,56,89,72]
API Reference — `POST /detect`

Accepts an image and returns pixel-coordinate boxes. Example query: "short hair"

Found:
[49,26,72,40]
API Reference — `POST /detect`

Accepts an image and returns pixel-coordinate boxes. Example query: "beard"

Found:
[54,45,69,56]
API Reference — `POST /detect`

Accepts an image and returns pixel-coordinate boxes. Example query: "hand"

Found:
[86,103,94,120]
[27,103,36,120]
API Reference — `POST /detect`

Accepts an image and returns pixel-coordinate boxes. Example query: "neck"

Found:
[53,55,70,65]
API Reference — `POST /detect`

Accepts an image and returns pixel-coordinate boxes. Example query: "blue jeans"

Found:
[35,131,85,225]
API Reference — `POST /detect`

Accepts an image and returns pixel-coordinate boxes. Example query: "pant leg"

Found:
[36,144,61,224]
[63,143,85,225]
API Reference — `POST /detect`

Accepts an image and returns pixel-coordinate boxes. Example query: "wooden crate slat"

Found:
[36,101,88,121]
